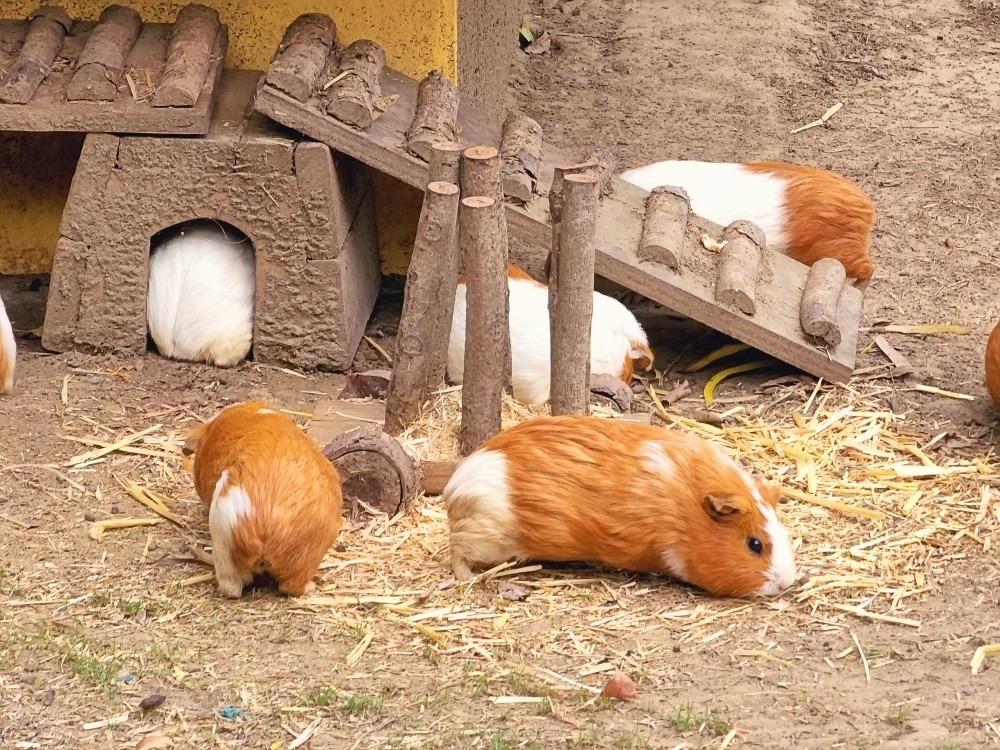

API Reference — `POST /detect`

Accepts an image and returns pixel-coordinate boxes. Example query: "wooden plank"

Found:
[420,460,457,496]
[306,399,385,447]
[255,63,863,383]
[0,18,227,134]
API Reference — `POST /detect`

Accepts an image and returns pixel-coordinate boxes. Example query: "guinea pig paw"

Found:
[302,580,317,595]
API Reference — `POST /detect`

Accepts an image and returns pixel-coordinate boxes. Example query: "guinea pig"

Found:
[0,292,15,394]
[443,415,797,598]
[181,401,344,598]
[147,220,255,368]
[448,264,654,405]
[985,320,1000,410]
[619,160,875,288]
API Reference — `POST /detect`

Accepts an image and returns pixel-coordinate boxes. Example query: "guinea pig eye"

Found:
[747,537,763,556]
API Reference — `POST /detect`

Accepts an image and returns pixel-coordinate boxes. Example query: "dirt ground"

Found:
[3,0,1000,748]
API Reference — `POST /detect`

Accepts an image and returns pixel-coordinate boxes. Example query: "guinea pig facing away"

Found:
[619,160,875,288]
[448,264,654,405]
[985,320,1000,410]
[0,292,16,394]
[182,401,344,598]
[444,415,797,598]
[147,221,255,368]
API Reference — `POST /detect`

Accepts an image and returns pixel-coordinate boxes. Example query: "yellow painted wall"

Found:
[0,0,459,275]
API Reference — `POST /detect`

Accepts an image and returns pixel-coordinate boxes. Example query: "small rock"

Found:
[84,512,97,522]
[944,237,954,248]
[110,505,121,515]
[139,693,166,711]
[42,688,55,706]
[601,671,637,701]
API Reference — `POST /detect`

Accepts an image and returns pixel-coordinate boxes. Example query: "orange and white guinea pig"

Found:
[147,221,255,368]
[448,264,654,405]
[181,401,344,598]
[985,320,1000,410]
[0,292,15,394]
[444,415,797,598]
[620,160,875,288]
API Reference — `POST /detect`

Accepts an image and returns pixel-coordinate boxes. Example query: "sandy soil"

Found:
[2,1,1000,748]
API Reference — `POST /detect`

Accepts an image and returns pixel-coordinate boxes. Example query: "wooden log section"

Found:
[550,173,600,415]
[499,110,543,205]
[589,373,634,413]
[326,39,386,129]
[800,257,847,348]
[404,69,460,162]
[638,185,690,271]
[263,13,335,104]
[459,196,509,456]
[150,4,220,108]
[384,181,462,435]
[65,4,142,102]
[0,6,72,105]
[715,220,765,316]
[425,142,469,390]
[323,430,419,518]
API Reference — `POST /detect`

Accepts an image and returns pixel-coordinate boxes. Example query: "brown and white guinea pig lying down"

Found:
[986,320,1000,411]
[444,415,798,598]
[147,221,255,368]
[448,264,654,405]
[182,401,344,598]
[0,292,15,395]
[619,160,876,289]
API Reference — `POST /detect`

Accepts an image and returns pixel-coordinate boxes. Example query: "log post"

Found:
[549,173,600,415]
[715,220,765,316]
[263,13,336,103]
[0,6,72,105]
[404,69,460,162]
[459,196,509,456]
[499,110,543,204]
[150,4,220,108]
[639,185,690,270]
[425,143,467,390]
[800,257,846,348]
[384,181,461,435]
[65,5,142,102]
[323,430,419,518]
[326,39,386,129]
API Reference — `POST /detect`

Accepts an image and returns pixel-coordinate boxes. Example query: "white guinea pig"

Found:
[0,292,16,394]
[447,264,653,405]
[619,160,875,288]
[147,221,255,368]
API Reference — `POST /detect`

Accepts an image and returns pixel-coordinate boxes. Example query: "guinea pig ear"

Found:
[630,342,654,371]
[702,494,746,524]
[181,424,206,457]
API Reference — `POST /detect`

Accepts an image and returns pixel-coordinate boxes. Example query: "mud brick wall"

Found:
[42,70,380,371]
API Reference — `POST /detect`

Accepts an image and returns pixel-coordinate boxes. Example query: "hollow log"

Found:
[263,13,335,103]
[459,196,509,455]
[384,181,462,435]
[323,429,419,518]
[151,4,220,108]
[638,185,690,271]
[0,6,72,105]
[404,69,460,162]
[550,173,600,415]
[326,39,385,129]
[499,110,543,204]
[800,257,846,348]
[428,141,466,185]
[66,5,142,102]
[590,373,634,413]
[715,220,765,316]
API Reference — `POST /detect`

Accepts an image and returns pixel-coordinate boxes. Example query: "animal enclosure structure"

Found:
[41,69,381,370]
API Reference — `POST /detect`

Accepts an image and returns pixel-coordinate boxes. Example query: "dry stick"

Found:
[459,196,509,456]
[715,220,765,316]
[550,174,599,415]
[0,6,72,104]
[384,181,461,435]
[326,39,385,129]
[800,257,847,348]
[499,110,543,204]
[638,185,690,270]
[425,142,468,390]
[404,69,460,162]
[461,145,512,393]
[263,13,336,103]
[65,4,141,102]
[150,4,220,107]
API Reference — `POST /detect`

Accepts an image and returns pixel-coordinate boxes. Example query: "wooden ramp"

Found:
[253,23,863,383]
